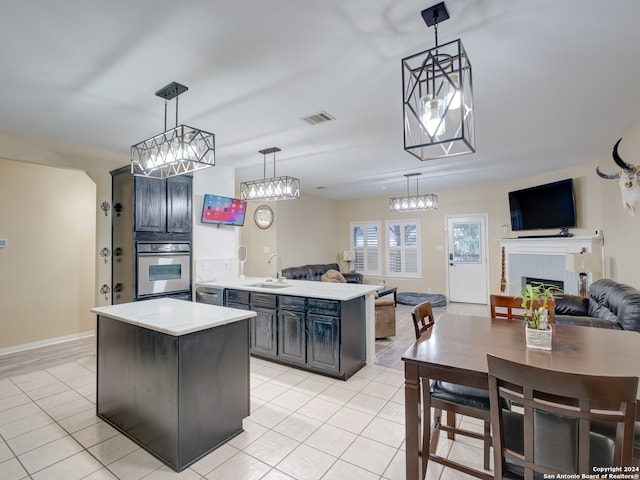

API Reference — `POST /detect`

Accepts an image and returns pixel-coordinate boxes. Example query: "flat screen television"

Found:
[509,178,576,232]
[201,194,247,226]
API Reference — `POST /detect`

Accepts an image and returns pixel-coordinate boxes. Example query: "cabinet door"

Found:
[278,309,306,365]
[307,313,340,374]
[135,177,166,232]
[166,176,192,233]
[251,307,278,358]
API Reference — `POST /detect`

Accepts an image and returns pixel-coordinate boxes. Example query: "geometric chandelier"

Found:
[239,147,301,201]
[402,2,475,161]
[389,173,438,211]
[131,82,215,179]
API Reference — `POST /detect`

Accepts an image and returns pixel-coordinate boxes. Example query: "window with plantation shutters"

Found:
[350,221,381,276]
[386,220,421,279]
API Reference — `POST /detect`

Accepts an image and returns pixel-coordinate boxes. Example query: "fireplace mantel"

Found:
[499,236,602,256]
[498,236,604,295]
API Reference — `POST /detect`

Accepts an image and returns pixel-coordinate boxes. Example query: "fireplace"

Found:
[499,236,603,296]
[522,276,564,292]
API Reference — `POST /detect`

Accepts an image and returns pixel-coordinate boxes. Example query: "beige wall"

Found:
[0,129,124,351]
[240,194,340,277]
[0,159,96,348]
[337,162,606,295]
[600,116,640,285]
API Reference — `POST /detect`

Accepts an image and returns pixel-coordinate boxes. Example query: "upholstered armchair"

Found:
[375,296,396,338]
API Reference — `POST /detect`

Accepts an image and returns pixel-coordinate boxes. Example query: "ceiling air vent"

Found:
[302,111,335,125]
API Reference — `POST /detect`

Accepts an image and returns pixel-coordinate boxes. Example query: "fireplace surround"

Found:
[499,236,603,296]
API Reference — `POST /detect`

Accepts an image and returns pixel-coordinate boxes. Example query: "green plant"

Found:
[515,282,562,330]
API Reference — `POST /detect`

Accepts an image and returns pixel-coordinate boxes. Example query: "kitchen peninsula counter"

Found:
[198,277,380,301]
[197,278,381,372]
[91,298,256,472]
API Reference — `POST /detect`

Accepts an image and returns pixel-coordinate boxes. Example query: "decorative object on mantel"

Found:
[240,147,300,201]
[389,173,438,211]
[100,284,111,301]
[596,137,640,215]
[100,247,111,264]
[566,249,601,297]
[402,1,474,161]
[131,82,215,179]
[343,249,355,273]
[516,282,560,350]
[100,201,111,216]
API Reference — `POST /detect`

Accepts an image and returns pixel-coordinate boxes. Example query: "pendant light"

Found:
[402,2,475,160]
[131,82,215,178]
[239,147,301,201]
[389,173,438,211]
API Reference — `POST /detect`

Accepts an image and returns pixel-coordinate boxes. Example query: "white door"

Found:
[446,215,489,304]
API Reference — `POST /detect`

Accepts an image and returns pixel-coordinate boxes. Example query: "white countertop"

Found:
[91,298,256,336]
[197,277,380,301]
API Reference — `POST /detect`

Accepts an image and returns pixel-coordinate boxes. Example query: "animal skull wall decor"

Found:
[596,138,640,215]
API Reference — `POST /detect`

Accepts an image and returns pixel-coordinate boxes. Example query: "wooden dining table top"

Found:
[402,313,640,399]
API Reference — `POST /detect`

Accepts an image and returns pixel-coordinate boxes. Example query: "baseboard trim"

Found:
[0,331,95,357]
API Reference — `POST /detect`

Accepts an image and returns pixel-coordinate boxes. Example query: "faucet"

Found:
[268,254,283,283]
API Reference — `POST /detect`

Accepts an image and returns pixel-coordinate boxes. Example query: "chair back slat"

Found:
[411,301,434,339]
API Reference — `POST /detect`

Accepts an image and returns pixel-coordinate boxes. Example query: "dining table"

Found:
[402,313,640,480]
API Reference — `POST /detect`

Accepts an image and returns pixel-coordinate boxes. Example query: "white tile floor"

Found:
[0,338,488,480]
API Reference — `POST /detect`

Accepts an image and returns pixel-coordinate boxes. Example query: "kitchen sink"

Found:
[250,282,291,289]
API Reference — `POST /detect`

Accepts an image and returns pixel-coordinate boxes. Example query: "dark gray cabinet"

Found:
[225,289,250,310]
[166,176,192,233]
[208,287,366,379]
[307,299,341,374]
[250,293,278,359]
[96,313,250,472]
[135,176,192,234]
[278,296,307,366]
[307,313,340,375]
[135,176,166,232]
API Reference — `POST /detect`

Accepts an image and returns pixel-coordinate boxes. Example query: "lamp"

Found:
[131,82,215,179]
[240,147,301,201]
[389,173,438,211]
[343,249,355,273]
[402,2,475,160]
[566,252,601,297]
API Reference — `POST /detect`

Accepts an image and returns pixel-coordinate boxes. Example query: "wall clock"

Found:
[254,205,274,229]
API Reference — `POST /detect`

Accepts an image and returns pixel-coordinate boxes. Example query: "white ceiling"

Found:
[1,0,639,200]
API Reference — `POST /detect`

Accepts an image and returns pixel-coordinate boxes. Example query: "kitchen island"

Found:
[196,277,380,379]
[91,298,256,472]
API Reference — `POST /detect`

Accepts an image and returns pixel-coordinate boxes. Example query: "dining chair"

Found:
[410,301,493,474]
[487,353,638,477]
[490,294,555,323]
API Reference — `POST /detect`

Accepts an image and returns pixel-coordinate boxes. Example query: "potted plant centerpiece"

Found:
[515,282,560,350]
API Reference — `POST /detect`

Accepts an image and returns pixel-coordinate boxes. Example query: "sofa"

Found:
[281,263,363,284]
[554,279,640,332]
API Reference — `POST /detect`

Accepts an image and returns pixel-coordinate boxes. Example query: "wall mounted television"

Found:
[201,194,247,226]
[508,178,577,232]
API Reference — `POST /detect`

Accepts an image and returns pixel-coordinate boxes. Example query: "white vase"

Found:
[525,324,552,350]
